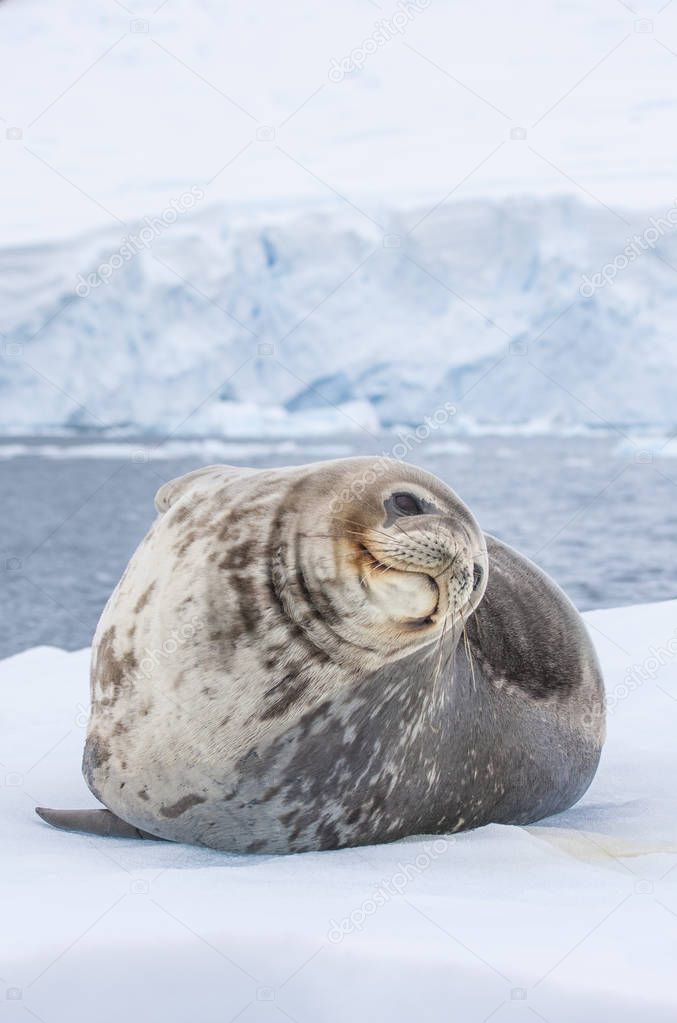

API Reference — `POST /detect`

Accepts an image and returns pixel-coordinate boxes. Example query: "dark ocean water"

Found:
[1,434,675,659]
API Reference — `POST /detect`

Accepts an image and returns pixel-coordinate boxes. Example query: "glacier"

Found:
[4,0,677,439]
[2,194,677,436]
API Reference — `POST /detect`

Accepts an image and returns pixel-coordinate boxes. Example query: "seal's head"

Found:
[269,457,488,668]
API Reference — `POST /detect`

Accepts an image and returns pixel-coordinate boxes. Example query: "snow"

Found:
[4,0,677,436]
[0,435,351,460]
[2,599,677,1020]
[0,438,354,462]
[613,435,677,460]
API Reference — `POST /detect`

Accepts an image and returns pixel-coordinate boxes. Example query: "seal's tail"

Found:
[35,807,163,841]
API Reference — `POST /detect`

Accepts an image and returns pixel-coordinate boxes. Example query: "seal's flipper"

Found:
[35,807,162,841]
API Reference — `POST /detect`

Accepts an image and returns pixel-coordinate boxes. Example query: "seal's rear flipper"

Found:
[35,807,163,841]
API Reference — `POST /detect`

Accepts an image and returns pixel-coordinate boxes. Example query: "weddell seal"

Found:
[36,458,605,853]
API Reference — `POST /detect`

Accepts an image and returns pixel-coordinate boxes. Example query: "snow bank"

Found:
[0,438,354,462]
[2,600,677,1021]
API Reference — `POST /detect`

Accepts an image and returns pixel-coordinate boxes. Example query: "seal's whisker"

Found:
[432,558,454,580]
[373,564,396,577]
[362,559,392,581]
[337,518,397,542]
[431,603,454,693]
[342,528,412,551]
[391,518,412,542]
[431,619,445,690]
[342,530,417,562]
[343,528,397,543]
[462,618,477,693]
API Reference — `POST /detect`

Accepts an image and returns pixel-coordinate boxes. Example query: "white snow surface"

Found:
[2,598,677,1021]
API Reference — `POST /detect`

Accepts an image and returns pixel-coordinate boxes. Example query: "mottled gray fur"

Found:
[37,458,605,853]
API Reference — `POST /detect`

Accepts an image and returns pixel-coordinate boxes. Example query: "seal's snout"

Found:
[364,514,458,574]
[357,510,486,632]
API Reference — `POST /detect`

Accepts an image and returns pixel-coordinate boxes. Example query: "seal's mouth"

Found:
[357,541,441,627]
[358,540,430,580]
[352,521,488,633]
[357,542,389,575]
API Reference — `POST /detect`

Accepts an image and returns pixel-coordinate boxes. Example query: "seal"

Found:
[36,457,605,853]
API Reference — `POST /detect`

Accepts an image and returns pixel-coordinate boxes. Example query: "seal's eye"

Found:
[392,492,423,516]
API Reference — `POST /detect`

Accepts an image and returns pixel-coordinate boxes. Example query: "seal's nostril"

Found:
[473,564,483,591]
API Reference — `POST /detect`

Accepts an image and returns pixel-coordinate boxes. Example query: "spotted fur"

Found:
[50,457,603,853]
